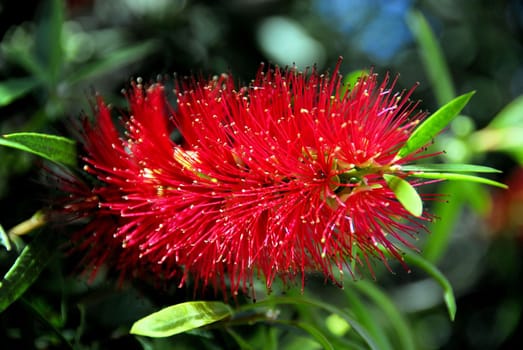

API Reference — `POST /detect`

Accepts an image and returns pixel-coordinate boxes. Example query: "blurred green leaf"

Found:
[402,250,457,321]
[401,163,501,173]
[325,313,350,337]
[345,288,393,350]
[240,295,380,350]
[35,0,64,84]
[65,41,158,85]
[408,172,507,188]
[130,301,233,337]
[0,132,77,166]
[1,37,47,81]
[277,320,334,350]
[384,174,423,217]
[226,328,256,350]
[422,182,461,262]
[0,231,56,314]
[0,78,40,107]
[397,91,475,158]
[406,10,456,105]
[487,94,523,129]
[470,128,523,164]
[352,281,416,350]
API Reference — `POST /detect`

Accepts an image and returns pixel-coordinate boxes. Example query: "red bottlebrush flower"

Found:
[58,59,434,297]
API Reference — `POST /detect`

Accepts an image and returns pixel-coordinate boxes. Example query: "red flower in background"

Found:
[58,59,434,297]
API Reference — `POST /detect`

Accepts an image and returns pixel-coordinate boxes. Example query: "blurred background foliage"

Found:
[0,0,523,349]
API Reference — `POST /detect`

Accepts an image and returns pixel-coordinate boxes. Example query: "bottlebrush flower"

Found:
[57,59,435,297]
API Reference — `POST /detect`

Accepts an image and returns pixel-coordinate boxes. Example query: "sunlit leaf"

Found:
[397,91,475,158]
[408,172,507,189]
[0,78,39,106]
[325,313,351,337]
[487,94,523,129]
[402,250,457,321]
[130,301,233,337]
[0,132,77,166]
[406,10,455,105]
[0,231,57,313]
[383,174,423,217]
[401,163,501,173]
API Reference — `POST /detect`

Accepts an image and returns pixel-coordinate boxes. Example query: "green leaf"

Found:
[383,174,423,217]
[397,91,475,159]
[0,231,57,313]
[408,172,507,189]
[406,10,456,105]
[0,132,77,166]
[341,69,368,98]
[226,328,256,350]
[130,301,233,337]
[422,181,464,263]
[402,250,457,321]
[401,163,501,173]
[344,288,393,350]
[352,281,416,350]
[277,320,335,350]
[35,0,64,84]
[325,313,351,337]
[487,94,523,129]
[66,41,158,85]
[0,78,40,107]
[239,295,381,350]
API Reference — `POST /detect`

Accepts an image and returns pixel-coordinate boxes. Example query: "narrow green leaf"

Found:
[0,132,77,166]
[345,288,393,350]
[487,94,523,129]
[397,91,475,159]
[401,163,501,173]
[351,281,416,350]
[341,69,368,98]
[408,172,507,189]
[20,297,74,349]
[0,78,40,107]
[35,0,64,83]
[383,174,423,217]
[402,250,457,321]
[130,301,233,337]
[406,10,455,105]
[0,231,57,313]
